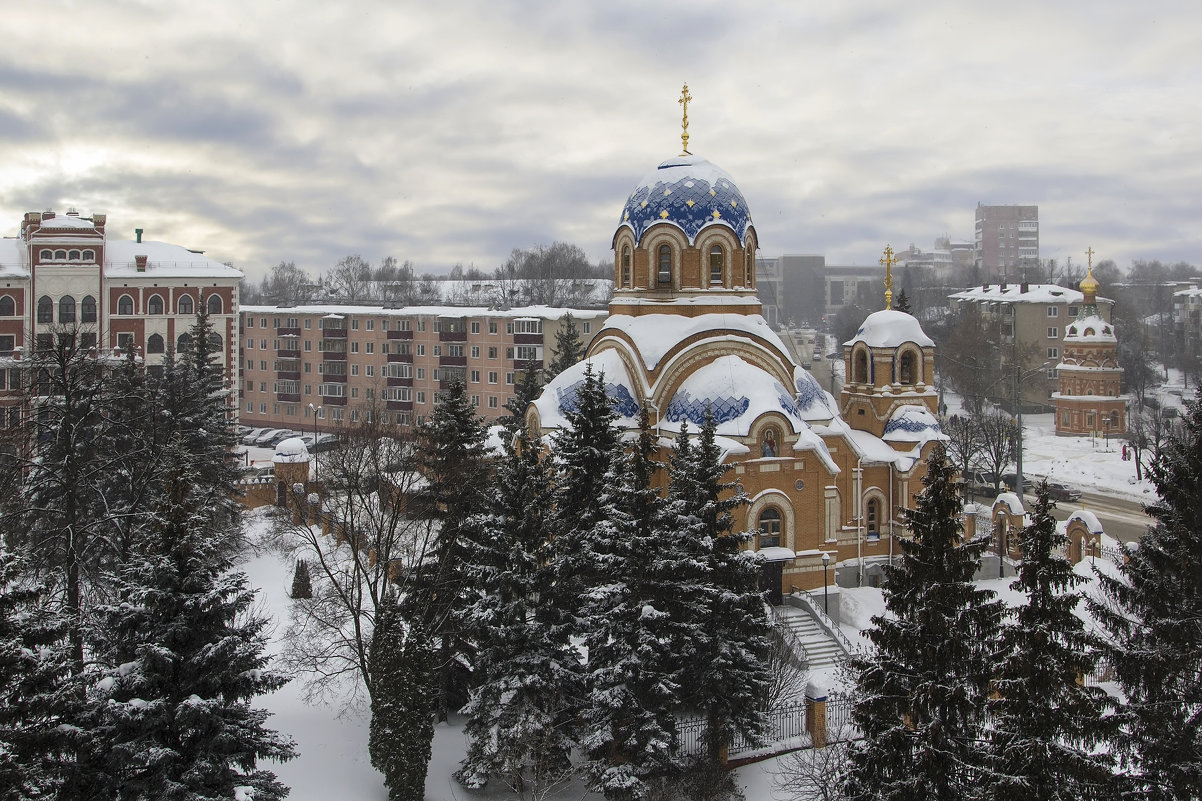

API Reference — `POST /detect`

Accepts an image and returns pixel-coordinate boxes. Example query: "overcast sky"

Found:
[2,0,1199,282]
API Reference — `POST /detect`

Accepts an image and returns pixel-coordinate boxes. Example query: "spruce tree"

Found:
[0,549,71,801]
[370,592,436,801]
[456,413,577,795]
[1091,386,1202,799]
[894,289,912,314]
[983,483,1118,801]
[579,409,681,800]
[84,439,294,800]
[290,559,313,599]
[406,376,489,720]
[668,415,771,760]
[545,313,583,381]
[844,443,1003,801]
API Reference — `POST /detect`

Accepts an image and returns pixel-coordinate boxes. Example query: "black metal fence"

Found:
[675,693,862,760]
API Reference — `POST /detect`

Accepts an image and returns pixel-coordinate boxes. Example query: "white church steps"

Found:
[773,604,845,672]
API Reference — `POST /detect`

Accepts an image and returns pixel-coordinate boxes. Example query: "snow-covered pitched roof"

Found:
[601,312,789,371]
[882,405,945,446]
[1067,509,1104,534]
[531,349,640,431]
[845,309,934,348]
[794,367,837,420]
[617,155,753,246]
[836,425,919,471]
[994,492,1025,515]
[240,303,605,321]
[273,437,310,463]
[949,283,1085,304]
[1063,315,1117,343]
[105,240,243,279]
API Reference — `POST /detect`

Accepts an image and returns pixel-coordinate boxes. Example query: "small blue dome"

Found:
[618,156,753,246]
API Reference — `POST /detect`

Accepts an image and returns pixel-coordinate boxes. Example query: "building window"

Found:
[147,333,165,354]
[1047,307,1059,317]
[757,508,782,549]
[1047,347,1059,359]
[657,244,672,287]
[898,350,916,384]
[489,322,498,334]
[471,346,480,358]
[488,396,498,409]
[0,296,13,316]
[147,294,164,315]
[488,371,498,384]
[470,370,480,383]
[709,245,723,285]
[470,321,480,334]
[207,295,223,315]
[37,295,54,323]
[116,333,133,350]
[58,296,75,323]
[621,246,632,288]
[866,498,879,533]
[178,295,194,315]
[488,347,497,359]
[177,333,193,353]
[1047,327,1058,339]
[1068,306,1079,317]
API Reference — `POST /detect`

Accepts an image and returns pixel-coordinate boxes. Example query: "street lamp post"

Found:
[308,403,322,481]
[822,551,831,615]
[1012,361,1051,499]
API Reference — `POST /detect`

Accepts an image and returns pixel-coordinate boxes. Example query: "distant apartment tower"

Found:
[974,204,1039,280]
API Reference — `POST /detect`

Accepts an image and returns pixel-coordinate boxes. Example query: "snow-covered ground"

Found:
[239,379,1187,800]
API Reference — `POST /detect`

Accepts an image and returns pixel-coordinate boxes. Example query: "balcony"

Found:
[276,348,301,358]
[514,332,541,345]
[439,355,467,367]
[321,328,347,339]
[278,327,301,337]
[386,399,414,411]
[321,372,347,383]
[512,359,543,371]
[439,329,467,342]
[276,393,301,403]
[322,350,347,361]
[275,371,301,382]
[387,352,413,363]
[387,377,414,387]
[386,329,414,340]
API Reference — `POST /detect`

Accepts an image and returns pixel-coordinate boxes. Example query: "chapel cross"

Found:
[880,244,897,310]
[1085,246,1095,272]
[679,83,693,155]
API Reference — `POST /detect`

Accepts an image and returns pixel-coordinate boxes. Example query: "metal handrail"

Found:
[791,588,860,656]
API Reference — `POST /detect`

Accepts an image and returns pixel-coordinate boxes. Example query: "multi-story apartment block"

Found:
[0,209,242,380]
[948,282,1113,410]
[974,204,1039,280]
[238,305,607,430]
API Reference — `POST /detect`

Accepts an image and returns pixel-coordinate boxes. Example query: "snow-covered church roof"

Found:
[531,349,642,432]
[617,155,753,246]
[1063,315,1116,343]
[882,405,945,446]
[601,312,790,371]
[845,309,934,348]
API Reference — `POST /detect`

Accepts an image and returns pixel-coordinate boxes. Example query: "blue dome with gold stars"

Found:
[618,155,753,246]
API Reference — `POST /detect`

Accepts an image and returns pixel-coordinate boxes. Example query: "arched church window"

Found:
[657,244,672,288]
[37,296,53,324]
[745,253,753,286]
[899,350,916,384]
[147,294,164,315]
[54,250,67,260]
[147,333,165,354]
[81,296,96,323]
[709,245,723,285]
[82,249,95,261]
[207,295,223,315]
[68,250,80,261]
[866,498,879,532]
[117,295,134,316]
[178,295,194,315]
[40,249,52,261]
[177,332,193,353]
[621,247,632,288]
[854,349,869,383]
[757,507,782,549]
[761,428,779,458]
[59,296,75,324]
[0,296,14,317]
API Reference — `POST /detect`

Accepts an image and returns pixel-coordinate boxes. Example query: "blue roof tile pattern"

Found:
[618,156,753,246]
[556,379,640,419]
[665,390,750,426]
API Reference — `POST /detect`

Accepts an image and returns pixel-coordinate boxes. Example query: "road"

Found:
[1031,487,1153,545]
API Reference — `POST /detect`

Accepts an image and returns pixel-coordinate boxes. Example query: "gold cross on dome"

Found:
[1085,245,1095,272]
[678,83,693,156]
[880,244,897,310]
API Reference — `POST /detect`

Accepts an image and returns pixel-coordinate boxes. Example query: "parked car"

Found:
[311,433,340,453]
[250,428,288,447]
[263,429,302,447]
[1043,480,1082,502]
[966,470,1001,496]
[241,427,268,446]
